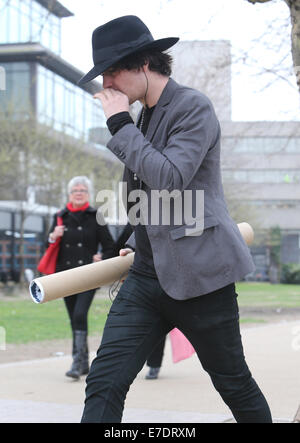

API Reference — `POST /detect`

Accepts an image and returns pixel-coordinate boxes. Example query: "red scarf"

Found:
[66,202,90,212]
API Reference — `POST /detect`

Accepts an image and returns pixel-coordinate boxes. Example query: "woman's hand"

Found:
[93,253,102,262]
[50,225,65,241]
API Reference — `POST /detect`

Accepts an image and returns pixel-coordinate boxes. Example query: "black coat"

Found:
[48,206,116,272]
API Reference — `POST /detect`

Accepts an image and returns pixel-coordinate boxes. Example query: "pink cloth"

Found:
[169,328,195,363]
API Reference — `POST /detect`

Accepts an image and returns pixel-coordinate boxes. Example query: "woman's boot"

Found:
[81,336,90,375]
[66,330,87,380]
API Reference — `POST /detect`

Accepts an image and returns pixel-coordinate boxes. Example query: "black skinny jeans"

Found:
[81,272,272,423]
[64,289,96,332]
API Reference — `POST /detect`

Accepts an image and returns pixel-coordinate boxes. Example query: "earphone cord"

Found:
[143,70,149,106]
[138,70,149,132]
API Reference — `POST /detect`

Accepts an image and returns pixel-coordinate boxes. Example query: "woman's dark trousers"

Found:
[81,272,272,423]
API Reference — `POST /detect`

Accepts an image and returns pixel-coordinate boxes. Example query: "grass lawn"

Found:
[0,282,299,345]
[236,282,300,308]
[0,294,112,345]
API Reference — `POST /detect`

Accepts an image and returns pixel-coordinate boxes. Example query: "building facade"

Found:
[172,40,300,280]
[221,121,300,280]
[0,0,114,282]
[0,0,107,143]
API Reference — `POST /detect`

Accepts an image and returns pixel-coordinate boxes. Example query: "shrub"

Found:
[281,263,300,284]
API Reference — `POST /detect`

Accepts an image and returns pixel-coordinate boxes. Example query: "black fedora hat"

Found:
[78,15,179,85]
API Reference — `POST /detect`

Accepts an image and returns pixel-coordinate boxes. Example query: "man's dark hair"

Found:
[109,50,173,76]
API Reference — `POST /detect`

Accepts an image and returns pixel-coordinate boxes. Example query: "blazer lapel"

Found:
[146,78,180,144]
[146,106,166,142]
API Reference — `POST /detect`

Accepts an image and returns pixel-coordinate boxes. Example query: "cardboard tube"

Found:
[29,222,254,304]
[30,253,134,304]
[237,222,254,246]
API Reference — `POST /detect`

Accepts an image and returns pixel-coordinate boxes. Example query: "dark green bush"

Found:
[281,263,300,284]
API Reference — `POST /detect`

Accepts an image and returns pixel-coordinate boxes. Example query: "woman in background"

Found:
[48,176,115,380]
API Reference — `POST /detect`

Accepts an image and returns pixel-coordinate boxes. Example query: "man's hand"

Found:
[119,248,133,256]
[94,89,129,120]
[119,248,133,283]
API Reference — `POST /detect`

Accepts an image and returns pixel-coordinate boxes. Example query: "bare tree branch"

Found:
[247,0,273,3]
[246,0,300,92]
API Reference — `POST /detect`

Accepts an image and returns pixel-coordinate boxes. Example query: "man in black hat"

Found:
[79,15,272,423]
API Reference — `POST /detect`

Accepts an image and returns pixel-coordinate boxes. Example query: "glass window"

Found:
[223,137,300,154]
[24,215,43,232]
[222,169,300,184]
[52,30,60,54]
[1,61,29,73]
[20,6,30,41]
[35,65,106,142]
[8,4,20,43]
[0,212,11,230]
[31,19,40,42]
[37,66,67,128]
[10,0,20,9]
[64,83,74,136]
[0,3,8,43]
[85,98,95,143]
[20,0,31,16]
[45,70,54,124]
[53,76,65,132]
[74,90,84,138]
[31,0,42,20]
[52,15,61,51]
[32,0,48,43]
[0,62,31,112]
[37,64,47,120]
[10,69,30,110]
[0,0,61,52]
[41,17,51,49]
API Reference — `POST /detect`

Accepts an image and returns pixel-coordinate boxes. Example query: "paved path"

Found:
[0,320,300,423]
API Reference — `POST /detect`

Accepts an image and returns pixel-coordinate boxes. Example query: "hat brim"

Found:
[78,37,179,86]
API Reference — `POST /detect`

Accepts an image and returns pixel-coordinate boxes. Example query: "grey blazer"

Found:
[107,78,255,300]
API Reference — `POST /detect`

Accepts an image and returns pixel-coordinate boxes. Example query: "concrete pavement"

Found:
[0,320,300,423]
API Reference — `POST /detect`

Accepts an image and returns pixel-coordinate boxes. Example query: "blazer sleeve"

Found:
[96,222,116,260]
[124,231,135,251]
[114,223,134,254]
[107,92,220,192]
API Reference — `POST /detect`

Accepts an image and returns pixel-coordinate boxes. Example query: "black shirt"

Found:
[107,107,157,278]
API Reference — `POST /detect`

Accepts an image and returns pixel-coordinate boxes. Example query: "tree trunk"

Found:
[286,0,300,91]
[19,206,25,286]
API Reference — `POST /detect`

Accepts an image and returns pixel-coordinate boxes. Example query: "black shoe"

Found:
[145,367,160,380]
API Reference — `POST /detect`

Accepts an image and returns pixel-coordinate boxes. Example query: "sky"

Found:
[60,0,300,121]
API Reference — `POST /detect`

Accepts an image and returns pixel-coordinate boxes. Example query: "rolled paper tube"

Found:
[29,222,254,304]
[237,222,254,246]
[30,253,135,304]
